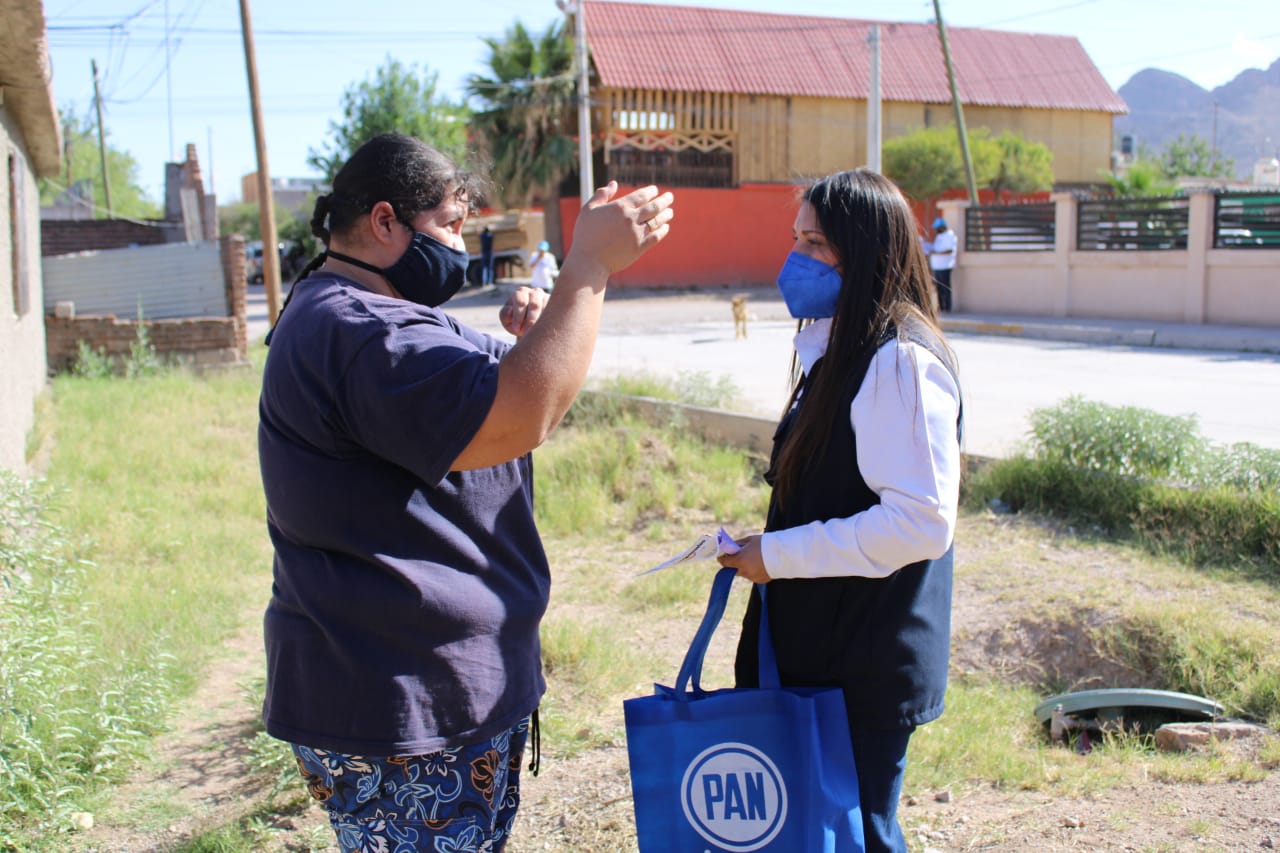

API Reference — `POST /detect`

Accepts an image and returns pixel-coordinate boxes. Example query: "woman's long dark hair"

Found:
[770,168,955,507]
[291,133,484,285]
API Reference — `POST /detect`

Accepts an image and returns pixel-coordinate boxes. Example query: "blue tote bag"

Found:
[624,567,863,852]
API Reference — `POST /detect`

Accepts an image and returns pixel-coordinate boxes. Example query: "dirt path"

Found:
[72,617,328,852]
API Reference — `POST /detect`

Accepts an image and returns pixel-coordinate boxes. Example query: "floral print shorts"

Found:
[292,717,531,853]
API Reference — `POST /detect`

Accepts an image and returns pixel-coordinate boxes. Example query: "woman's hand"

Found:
[716,534,771,584]
[500,285,547,337]
[567,182,675,277]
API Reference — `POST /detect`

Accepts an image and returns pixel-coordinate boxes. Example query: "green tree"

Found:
[308,58,471,181]
[883,125,966,204]
[1158,133,1235,180]
[980,130,1055,198]
[219,198,317,254]
[466,19,577,250]
[1103,159,1177,197]
[217,202,262,240]
[885,125,1054,203]
[39,110,160,219]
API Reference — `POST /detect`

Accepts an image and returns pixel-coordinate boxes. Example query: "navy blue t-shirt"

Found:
[258,273,550,755]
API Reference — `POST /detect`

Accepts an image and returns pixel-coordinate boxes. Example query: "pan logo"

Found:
[680,743,787,851]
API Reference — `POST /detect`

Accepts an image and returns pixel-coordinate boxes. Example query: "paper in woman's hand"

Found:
[642,527,740,574]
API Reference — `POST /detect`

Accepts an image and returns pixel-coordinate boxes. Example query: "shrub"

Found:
[970,397,1280,580]
[1026,395,1203,479]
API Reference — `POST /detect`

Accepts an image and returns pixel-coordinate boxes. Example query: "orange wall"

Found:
[560,184,802,289]
[560,184,1048,289]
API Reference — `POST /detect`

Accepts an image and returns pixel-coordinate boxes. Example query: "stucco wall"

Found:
[952,254,1058,316]
[1205,253,1280,326]
[0,109,49,475]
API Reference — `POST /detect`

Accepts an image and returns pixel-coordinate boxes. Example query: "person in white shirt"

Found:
[529,240,559,291]
[928,216,956,311]
[718,169,961,853]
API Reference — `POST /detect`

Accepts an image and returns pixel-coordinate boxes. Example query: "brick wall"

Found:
[45,234,249,372]
[45,314,243,372]
[41,218,173,257]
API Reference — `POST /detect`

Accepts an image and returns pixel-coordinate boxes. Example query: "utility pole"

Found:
[932,0,978,204]
[91,59,114,217]
[239,0,281,324]
[558,0,593,202]
[866,25,882,173]
[165,0,175,161]
[573,1,591,201]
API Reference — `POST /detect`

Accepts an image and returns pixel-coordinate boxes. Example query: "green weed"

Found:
[0,474,174,847]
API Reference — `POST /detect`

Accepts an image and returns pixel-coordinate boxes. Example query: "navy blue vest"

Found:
[735,333,957,731]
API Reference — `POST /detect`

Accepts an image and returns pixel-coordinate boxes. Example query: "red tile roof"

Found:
[583,1,1127,114]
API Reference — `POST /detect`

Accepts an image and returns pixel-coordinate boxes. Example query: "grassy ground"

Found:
[4,357,1278,852]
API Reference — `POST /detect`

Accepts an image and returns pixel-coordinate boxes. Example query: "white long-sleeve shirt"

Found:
[761,319,962,580]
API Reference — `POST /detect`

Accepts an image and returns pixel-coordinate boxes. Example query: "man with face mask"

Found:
[258,134,674,853]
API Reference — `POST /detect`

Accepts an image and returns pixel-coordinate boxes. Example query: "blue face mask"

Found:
[328,230,469,308]
[776,251,843,319]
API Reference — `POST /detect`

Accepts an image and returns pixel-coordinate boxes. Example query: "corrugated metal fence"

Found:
[42,240,229,320]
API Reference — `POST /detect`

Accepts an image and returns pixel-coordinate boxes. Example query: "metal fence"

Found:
[964,203,1055,251]
[1077,195,1190,251]
[961,192,1280,252]
[1214,191,1280,248]
[43,240,229,320]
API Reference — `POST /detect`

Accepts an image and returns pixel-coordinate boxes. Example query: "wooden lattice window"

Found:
[602,88,737,187]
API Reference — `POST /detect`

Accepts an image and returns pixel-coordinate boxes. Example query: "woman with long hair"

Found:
[718,168,961,853]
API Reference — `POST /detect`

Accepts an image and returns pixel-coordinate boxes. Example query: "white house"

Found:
[1,0,62,474]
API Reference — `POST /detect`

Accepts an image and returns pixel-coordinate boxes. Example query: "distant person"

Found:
[529,240,559,291]
[717,169,961,853]
[284,242,306,282]
[258,132,673,853]
[480,224,496,285]
[928,216,956,312]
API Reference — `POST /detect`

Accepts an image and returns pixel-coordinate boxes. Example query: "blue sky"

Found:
[44,0,1280,205]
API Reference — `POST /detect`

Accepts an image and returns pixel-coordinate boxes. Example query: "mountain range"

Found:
[1114,57,1280,179]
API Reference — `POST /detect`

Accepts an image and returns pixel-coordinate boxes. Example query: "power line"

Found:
[977,0,1106,28]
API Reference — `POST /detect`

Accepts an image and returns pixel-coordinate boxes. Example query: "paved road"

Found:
[248,284,1280,459]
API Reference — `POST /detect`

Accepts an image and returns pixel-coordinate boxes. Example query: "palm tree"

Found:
[467,20,579,253]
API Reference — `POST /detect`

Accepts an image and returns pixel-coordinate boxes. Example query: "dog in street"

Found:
[731,294,749,340]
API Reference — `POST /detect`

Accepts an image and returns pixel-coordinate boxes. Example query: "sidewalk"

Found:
[940,312,1280,355]
[245,284,1280,457]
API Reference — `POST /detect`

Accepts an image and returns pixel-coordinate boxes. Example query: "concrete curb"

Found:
[943,318,1158,347]
[942,316,1280,354]
[580,390,776,456]
[580,390,1003,468]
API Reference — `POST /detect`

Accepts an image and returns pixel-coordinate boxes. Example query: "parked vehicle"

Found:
[245,240,301,284]
[245,241,266,284]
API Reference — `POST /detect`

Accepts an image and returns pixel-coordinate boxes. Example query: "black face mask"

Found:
[328,230,468,308]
